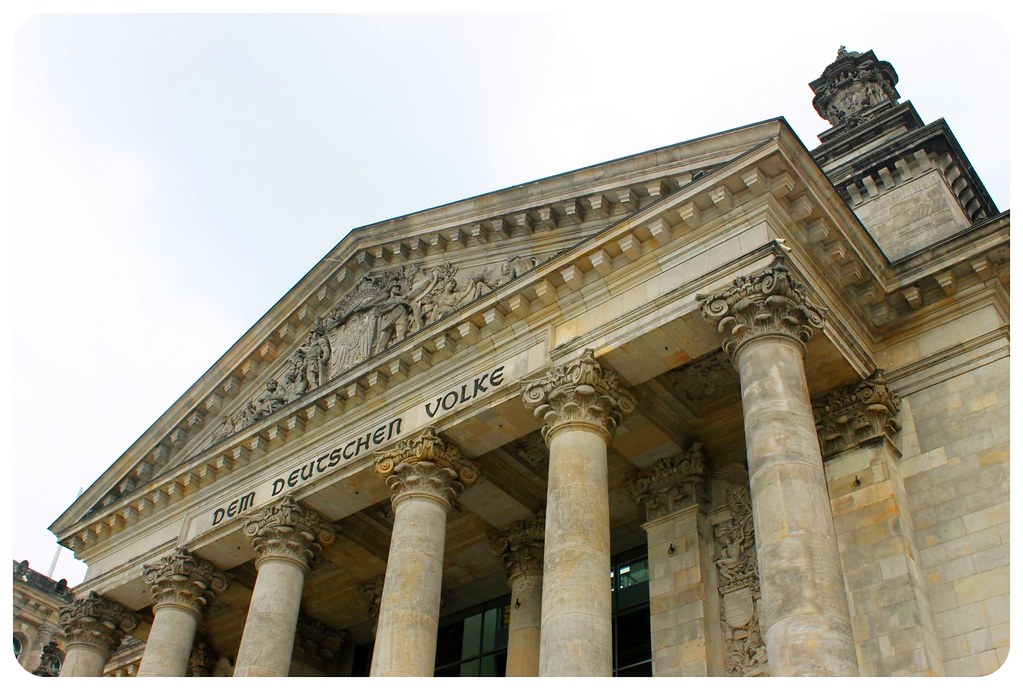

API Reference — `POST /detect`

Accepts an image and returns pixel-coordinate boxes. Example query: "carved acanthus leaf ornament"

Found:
[374,427,479,509]
[58,591,139,653]
[520,349,637,444]
[813,369,901,458]
[490,513,545,580]
[697,260,826,360]
[243,495,337,569]
[629,442,707,521]
[142,548,229,613]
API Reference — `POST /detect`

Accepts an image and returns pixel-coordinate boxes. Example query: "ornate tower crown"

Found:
[810,47,900,129]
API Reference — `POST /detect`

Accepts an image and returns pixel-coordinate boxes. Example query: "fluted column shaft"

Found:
[137,548,228,677]
[370,427,478,677]
[699,260,857,676]
[521,349,635,677]
[233,495,336,677]
[58,592,138,677]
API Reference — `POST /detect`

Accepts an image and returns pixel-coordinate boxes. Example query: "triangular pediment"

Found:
[51,119,789,542]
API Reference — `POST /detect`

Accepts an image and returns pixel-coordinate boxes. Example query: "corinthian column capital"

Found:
[629,441,707,522]
[490,513,545,580]
[58,592,139,655]
[374,426,479,510]
[243,495,337,570]
[143,548,229,615]
[697,259,826,360]
[813,369,902,458]
[520,348,637,445]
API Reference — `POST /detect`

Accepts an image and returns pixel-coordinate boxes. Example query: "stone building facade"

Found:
[43,48,1008,677]
[12,560,74,676]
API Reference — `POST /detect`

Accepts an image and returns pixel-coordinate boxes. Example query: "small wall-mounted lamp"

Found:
[514,599,521,609]
[667,543,676,556]
[853,475,862,487]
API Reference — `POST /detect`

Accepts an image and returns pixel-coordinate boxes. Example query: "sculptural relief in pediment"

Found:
[202,254,546,451]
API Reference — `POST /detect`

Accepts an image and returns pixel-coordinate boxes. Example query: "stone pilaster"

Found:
[58,591,139,677]
[188,639,217,677]
[358,576,385,633]
[137,548,229,677]
[234,495,337,677]
[698,259,857,676]
[629,443,720,676]
[370,427,479,676]
[521,349,636,676]
[814,373,944,675]
[491,513,545,677]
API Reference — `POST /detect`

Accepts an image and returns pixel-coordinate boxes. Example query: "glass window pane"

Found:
[480,651,507,677]
[616,605,652,668]
[481,605,509,653]
[617,660,653,677]
[459,659,480,677]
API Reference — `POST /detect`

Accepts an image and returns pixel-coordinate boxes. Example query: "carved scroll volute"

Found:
[489,513,545,581]
[374,426,480,510]
[58,592,139,655]
[697,259,826,361]
[813,369,902,458]
[628,442,707,522]
[242,494,337,571]
[142,548,229,614]
[520,349,637,445]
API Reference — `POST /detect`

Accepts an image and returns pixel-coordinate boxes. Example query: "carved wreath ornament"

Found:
[520,349,637,443]
[697,260,826,359]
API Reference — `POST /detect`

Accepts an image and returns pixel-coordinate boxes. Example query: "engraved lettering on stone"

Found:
[628,442,706,521]
[697,259,826,360]
[812,369,901,458]
[520,348,637,443]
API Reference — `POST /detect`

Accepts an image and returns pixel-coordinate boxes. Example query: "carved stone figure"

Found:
[256,378,286,417]
[498,255,539,285]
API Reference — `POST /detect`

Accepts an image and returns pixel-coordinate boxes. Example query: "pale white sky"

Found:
[4,4,1016,591]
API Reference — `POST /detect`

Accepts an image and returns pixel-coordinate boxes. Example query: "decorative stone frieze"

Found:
[293,614,345,668]
[628,442,707,522]
[374,426,479,509]
[243,494,337,570]
[142,548,229,614]
[714,484,767,677]
[697,259,826,360]
[665,350,739,408]
[810,47,899,129]
[813,369,901,458]
[58,592,139,655]
[490,514,545,580]
[520,348,637,444]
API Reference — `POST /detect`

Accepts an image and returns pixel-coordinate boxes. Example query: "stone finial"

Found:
[697,259,826,360]
[490,513,545,580]
[142,548,229,614]
[813,369,902,458]
[374,427,479,509]
[242,495,337,570]
[293,614,345,668]
[520,349,637,444]
[58,591,139,655]
[628,442,707,522]
[810,47,900,128]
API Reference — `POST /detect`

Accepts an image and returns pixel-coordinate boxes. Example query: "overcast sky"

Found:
[5,5,1015,589]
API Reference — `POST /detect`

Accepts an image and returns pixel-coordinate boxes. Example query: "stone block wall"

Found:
[898,357,1010,675]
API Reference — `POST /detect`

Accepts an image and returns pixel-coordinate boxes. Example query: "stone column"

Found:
[57,591,139,677]
[698,259,857,676]
[233,495,337,677]
[814,371,944,675]
[490,513,545,677]
[521,349,636,676]
[137,548,228,677]
[370,426,479,676]
[629,442,725,676]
